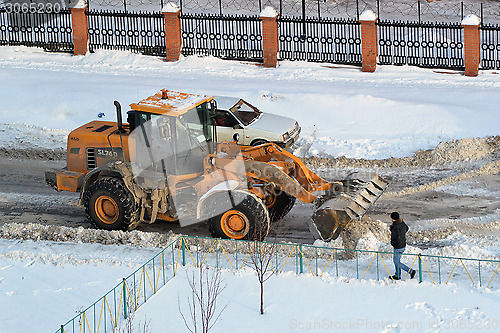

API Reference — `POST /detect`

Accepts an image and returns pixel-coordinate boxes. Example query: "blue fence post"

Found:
[235,240,238,270]
[123,278,127,319]
[418,255,423,283]
[299,245,304,274]
[356,251,359,279]
[478,261,482,287]
[182,238,186,267]
[60,325,64,333]
[315,247,318,276]
[172,244,176,276]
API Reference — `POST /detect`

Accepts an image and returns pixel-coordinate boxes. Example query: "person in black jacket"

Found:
[389,212,416,280]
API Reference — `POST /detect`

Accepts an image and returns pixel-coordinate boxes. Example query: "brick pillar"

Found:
[359,10,378,73]
[260,7,279,68]
[462,15,481,77]
[69,0,88,56]
[162,3,182,62]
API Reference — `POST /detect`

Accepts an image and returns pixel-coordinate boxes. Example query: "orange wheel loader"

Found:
[45,89,388,241]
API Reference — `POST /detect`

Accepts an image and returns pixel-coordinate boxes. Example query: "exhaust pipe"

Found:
[114,101,123,133]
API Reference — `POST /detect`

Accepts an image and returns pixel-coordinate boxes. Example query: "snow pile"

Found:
[0,123,68,151]
[313,217,390,258]
[419,231,500,260]
[1,47,500,160]
[0,222,179,248]
[412,136,500,167]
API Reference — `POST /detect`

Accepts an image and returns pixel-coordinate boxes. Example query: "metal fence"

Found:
[180,13,263,62]
[55,235,500,333]
[480,23,500,70]
[87,10,165,56]
[278,16,362,65]
[0,8,73,52]
[377,20,464,69]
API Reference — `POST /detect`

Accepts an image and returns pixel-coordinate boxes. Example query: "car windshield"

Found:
[229,99,261,126]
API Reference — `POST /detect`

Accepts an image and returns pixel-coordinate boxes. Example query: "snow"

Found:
[133,265,500,333]
[161,2,180,13]
[462,14,481,26]
[260,6,278,18]
[359,9,378,21]
[0,239,158,332]
[0,44,500,332]
[1,226,500,332]
[0,46,499,159]
[68,0,87,9]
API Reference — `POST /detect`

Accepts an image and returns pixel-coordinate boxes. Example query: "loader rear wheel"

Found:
[208,192,270,241]
[265,190,296,222]
[84,177,138,231]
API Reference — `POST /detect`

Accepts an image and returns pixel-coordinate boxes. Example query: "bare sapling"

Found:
[247,217,284,315]
[178,264,227,333]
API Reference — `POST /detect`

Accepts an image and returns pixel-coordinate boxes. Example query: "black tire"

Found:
[251,139,269,147]
[265,190,296,222]
[207,191,270,241]
[84,177,138,231]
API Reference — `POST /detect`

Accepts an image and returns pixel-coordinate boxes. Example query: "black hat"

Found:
[390,212,400,220]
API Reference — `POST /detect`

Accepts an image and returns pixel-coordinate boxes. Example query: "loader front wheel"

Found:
[208,192,270,241]
[265,190,296,222]
[84,177,138,231]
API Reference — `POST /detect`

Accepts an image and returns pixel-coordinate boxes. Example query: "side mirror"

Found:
[232,133,240,142]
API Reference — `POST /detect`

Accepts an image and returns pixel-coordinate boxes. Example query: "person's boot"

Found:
[410,270,416,279]
[389,275,400,280]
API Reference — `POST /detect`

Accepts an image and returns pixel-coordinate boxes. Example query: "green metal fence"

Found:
[56,235,500,333]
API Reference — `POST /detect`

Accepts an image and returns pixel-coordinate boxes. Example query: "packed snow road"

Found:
[1,143,499,249]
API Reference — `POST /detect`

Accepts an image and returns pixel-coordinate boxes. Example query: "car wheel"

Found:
[251,139,269,147]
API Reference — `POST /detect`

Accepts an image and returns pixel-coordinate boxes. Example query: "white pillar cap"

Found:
[162,2,181,13]
[359,9,377,21]
[260,6,278,18]
[462,14,481,26]
[69,0,88,9]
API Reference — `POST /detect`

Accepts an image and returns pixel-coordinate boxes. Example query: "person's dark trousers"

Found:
[393,247,412,279]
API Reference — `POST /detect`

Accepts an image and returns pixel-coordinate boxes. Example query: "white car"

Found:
[213,96,301,149]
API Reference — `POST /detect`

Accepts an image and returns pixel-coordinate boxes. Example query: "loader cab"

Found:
[128,99,215,176]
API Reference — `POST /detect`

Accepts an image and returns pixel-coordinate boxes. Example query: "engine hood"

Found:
[247,113,297,134]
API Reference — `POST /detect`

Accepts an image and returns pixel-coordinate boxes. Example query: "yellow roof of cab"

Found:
[130,89,213,116]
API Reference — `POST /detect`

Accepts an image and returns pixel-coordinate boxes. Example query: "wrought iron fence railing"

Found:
[55,235,500,333]
[377,20,464,69]
[0,8,73,52]
[480,23,500,70]
[180,13,263,62]
[87,10,166,56]
[278,16,362,65]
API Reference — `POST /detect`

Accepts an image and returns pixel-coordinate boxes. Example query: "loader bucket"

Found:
[311,175,388,241]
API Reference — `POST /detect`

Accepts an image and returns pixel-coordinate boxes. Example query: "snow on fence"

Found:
[0,8,73,52]
[55,235,500,333]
